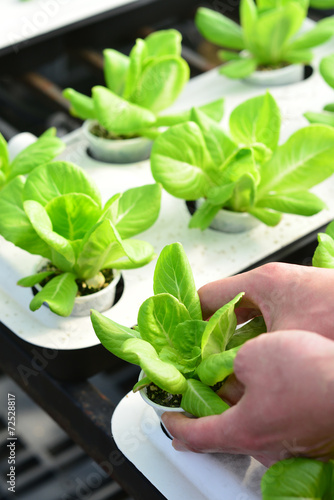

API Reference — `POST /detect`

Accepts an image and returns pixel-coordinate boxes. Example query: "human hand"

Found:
[198,262,334,341]
[162,330,334,466]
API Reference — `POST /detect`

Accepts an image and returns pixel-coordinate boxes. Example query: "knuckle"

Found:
[258,262,284,282]
[237,428,264,453]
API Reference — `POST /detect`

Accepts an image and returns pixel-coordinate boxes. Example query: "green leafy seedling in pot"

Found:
[0,128,64,190]
[195,0,334,79]
[304,53,334,127]
[150,91,334,230]
[63,29,224,141]
[0,161,161,316]
[91,242,266,417]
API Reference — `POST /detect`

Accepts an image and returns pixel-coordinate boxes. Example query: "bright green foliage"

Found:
[181,379,230,417]
[151,92,334,230]
[310,0,334,7]
[305,53,334,127]
[63,29,224,139]
[195,1,334,79]
[0,128,64,190]
[261,458,334,499]
[312,220,334,268]
[91,242,266,417]
[0,161,161,316]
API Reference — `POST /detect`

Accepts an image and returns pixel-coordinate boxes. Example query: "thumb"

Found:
[161,405,250,455]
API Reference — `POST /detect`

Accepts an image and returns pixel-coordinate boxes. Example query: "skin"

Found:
[161,263,334,466]
[198,262,334,341]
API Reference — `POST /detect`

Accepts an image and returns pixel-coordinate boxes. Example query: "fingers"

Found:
[217,374,245,405]
[234,307,263,325]
[170,424,277,468]
[198,271,263,320]
[161,406,250,455]
[198,262,294,324]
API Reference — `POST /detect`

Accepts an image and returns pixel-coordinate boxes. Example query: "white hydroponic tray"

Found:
[2,18,334,351]
[112,390,266,500]
[0,0,139,53]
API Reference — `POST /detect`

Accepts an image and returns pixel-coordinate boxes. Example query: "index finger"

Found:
[198,272,261,321]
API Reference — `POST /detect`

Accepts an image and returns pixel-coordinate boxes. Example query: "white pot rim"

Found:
[82,119,151,146]
[195,200,260,233]
[73,269,121,304]
[82,120,153,164]
[242,59,304,86]
[138,370,183,413]
[35,260,121,297]
[34,259,122,316]
[140,384,183,413]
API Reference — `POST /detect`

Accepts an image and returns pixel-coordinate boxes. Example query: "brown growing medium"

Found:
[90,123,139,140]
[146,383,182,408]
[257,61,290,71]
[39,262,115,297]
[145,381,224,408]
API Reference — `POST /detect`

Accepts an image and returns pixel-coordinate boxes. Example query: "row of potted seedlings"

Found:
[62,2,334,167]
[1,6,334,498]
[2,89,334,316]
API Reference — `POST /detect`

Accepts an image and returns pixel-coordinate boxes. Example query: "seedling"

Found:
[0,161,161,316]
[63,30,224,141]
[304,53,334,127]
[0,128,64,190]
[195,1,334,79]
[92,242,265,417]
[151,92,334,229]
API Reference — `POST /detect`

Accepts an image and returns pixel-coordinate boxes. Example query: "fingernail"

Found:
[172,440,189,452]
[161,412,168,424]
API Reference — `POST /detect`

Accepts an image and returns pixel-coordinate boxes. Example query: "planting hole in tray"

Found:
[86,147,110,163]
[85,146,151,165]
[304,65,313,80]
[160,422,173,440]
[113,273,125,306]
[186,200,197,217]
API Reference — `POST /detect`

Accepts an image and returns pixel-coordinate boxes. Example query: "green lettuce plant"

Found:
[0,128,64,190]
[0,161,161,316]
[261,457,334,499]
[304,53,334,127]
[195,1,334,79]
[63,29,224,141]
[310,0,334,8]
[312,219,334,267]
[150,92,334,230]
[92,242,266,417]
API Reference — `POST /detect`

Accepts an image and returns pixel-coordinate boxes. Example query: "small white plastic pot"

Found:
[7,132,37,161]
[195,200,261,233]
[34,260,121,317]
[209,208,261,233]
[243,63,304,87]
[70,270,121,316]
[82,120,153,164]
[138,371,186,438]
